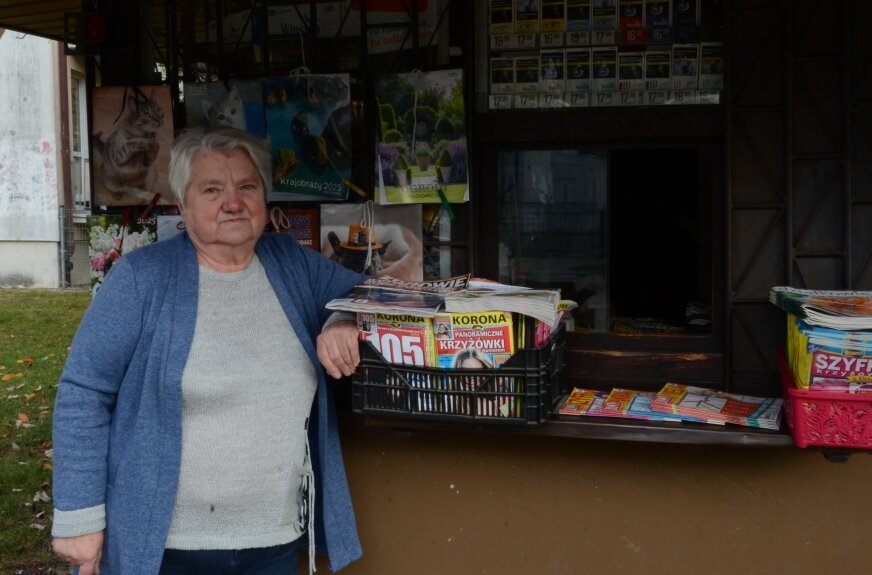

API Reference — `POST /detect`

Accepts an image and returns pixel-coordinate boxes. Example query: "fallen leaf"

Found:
[11,442,20,452]
[16,357,34,366]
[32,490,51,503]
[42,462,53,471]
[29,523,45,530]
[0,364,6,370]
[1,373,16,381]
[24,393,36,400]
[17,413,30,423]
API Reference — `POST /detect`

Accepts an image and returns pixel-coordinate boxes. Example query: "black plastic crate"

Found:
[351,329,565,425]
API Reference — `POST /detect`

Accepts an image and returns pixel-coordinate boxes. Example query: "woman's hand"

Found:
[53,531,104,575]
[317,320,360,379]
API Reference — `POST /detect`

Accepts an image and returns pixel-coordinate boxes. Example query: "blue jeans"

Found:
[159,539,301,575]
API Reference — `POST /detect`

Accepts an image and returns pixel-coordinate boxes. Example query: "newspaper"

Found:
[770,286,872,330]
[326,273,560,326]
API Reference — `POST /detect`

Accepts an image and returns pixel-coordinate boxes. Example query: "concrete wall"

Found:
[0,32,62,287]
[0,242,59,287]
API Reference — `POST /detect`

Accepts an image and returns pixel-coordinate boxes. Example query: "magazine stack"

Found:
[769,287,872,392]
[329,274,568,425]
[770,287,872,449]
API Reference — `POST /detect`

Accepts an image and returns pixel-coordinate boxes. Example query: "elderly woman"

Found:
[51,127,365,575]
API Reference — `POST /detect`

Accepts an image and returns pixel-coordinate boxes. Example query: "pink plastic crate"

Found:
[777,350,872,449]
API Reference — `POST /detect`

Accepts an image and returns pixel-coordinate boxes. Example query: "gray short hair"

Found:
[169,126,272,206]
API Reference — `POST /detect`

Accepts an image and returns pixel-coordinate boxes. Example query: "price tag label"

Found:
[514,93,540,109]
[647,26,672,43]
[645,90,668,106]
[590,29,616,45]
[617,91,641,106]
[488,94,513,110]
[566,31,590,46]
[591,91,617,107]
[490,34,516,50]
[539,32,564,47]
[539,93,565,108]
[566,92,590,107]
[515,33,537,48]
[621,28,646,44]
[669,90,700,105]
[698,90,721,105]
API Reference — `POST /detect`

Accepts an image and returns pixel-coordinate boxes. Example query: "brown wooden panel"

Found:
[730,113,785,205]
[730,208,786,297]
[792,62,841,157]
[565,348,724,391]
[474,106,723,145]
[793,160,843,255]
[851,205,872,289]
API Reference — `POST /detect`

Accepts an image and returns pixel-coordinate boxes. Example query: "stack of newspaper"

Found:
[327,274,562,327]
[770,286,872,330]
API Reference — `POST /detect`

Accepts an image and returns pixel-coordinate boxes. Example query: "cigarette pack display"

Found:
[591,46,617,92]
[514,55,542,93]
[590,2,616,44]
[540,0,567,32]
[490,0,515,35]
[645,0,671,26]
[617,50,644,92]
[644,49,672,91]
[673,0,699,43]
[565,48,592,92]
[671,43,699,90]
[566,0,591,31]
[699,42,724,91]
[592,0,617,30]
[540,49,566,92]
[515,0,541,33]
[352,326,566,425]
[618,0,644,44]
[490,57,516,94]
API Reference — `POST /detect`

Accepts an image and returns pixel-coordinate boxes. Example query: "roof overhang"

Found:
[0,1,84,43]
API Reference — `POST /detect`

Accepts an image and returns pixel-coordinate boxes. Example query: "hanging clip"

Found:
[341,178,368,199]
[436,187,455,220]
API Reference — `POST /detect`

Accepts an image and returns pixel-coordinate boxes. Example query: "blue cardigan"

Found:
[52,233,366,574]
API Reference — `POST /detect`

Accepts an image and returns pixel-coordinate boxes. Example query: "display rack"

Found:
[482,0,724,111]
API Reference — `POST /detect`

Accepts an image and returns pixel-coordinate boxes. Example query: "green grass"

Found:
[0,289,90,573]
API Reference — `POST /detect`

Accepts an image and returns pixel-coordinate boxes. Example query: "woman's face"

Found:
[458,356,486,369]
[181,149,267,261]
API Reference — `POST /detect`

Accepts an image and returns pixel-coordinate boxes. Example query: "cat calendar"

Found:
[91,85,174,206]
